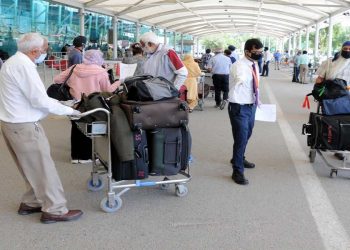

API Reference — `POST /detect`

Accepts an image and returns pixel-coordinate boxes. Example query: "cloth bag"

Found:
[47,65,77,101]
[322,95,350,115]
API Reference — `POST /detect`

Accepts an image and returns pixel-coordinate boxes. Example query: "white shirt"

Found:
[316,57,350,84]
[0,52,74,123]
[263,51,273,62]
[228,56,259,104]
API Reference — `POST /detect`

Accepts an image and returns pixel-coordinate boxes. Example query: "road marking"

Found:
[264,82,350,250]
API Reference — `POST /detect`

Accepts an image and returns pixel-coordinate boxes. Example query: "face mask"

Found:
[142,44,154,54]
[341,50,350,59]
[35,53,47,64]
[250,53,263,61]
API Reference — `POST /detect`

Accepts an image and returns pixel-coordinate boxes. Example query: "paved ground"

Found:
[1,65,350,250]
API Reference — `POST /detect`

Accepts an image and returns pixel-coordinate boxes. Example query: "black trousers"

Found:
[71,121,92,160]
[261,61,270,76]
[212,74,229,106]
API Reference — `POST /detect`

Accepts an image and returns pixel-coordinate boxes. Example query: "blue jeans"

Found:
[228,103,256,173]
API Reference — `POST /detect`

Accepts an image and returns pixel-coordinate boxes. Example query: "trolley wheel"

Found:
[87,177,104,192]
[100,196,122,213]
[175,184,188,197]
[330,170,338,178]
[309,150,316,163]
[160,183,170,190]
[198,100,204,111]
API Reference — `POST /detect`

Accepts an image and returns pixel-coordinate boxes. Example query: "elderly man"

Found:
[0,33,83,223]
[207,47,232,110]
[139,32,188,90]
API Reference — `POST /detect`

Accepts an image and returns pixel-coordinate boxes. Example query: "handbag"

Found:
[124,75,179,101]
[47,64,77,101]
[309,78,348,102]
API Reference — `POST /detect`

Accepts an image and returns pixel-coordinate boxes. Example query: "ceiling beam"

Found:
[167,17,298,32]
[156,13,303,27]
[138,6,314,23]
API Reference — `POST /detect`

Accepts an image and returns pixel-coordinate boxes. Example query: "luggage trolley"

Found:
[73,108,191,213]
[302,104,350,178]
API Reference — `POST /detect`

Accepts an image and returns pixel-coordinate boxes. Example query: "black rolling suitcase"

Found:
[303,112,350,150]
[148,125,192,175]
[148,128,182,176]
[112,130,149,181]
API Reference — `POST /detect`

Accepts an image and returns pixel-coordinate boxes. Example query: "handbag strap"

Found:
[59,64,77,90]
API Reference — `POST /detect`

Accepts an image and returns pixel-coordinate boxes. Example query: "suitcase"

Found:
[112,130,149,181]
[180,124,191,171]
[148,128,182,176]
[120,98,189,130]
[303,112,350,150]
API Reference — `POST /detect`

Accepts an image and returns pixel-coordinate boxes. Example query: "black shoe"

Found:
[232,171,249,185]
[220,100,227,110]
[334,153,345,160]
[230,159,255,168]
[243,159,255,168]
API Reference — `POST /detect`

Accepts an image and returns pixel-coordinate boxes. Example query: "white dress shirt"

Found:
[228,56,259,104]
[263,51,273,62]
[0,52,74,123]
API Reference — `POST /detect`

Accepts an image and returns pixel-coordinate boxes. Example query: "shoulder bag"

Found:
[47,64,77,101]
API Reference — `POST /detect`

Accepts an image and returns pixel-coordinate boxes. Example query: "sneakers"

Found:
[214,104,220,108]
[220,100,227,110]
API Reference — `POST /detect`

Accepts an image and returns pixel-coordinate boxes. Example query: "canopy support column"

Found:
[79,8,85,36]
[327,16,333,58]
[315,22,320,59]
[306,26,310,52]
[113,16,118,59]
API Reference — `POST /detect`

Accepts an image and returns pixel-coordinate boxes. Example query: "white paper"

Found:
[119,63,137,81]
[255,104,276,122]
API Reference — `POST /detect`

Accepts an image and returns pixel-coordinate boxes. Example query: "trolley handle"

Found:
[68,108,110,120]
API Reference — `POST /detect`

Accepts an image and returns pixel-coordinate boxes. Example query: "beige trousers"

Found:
[299,64,308,84]
[1,121,68,215]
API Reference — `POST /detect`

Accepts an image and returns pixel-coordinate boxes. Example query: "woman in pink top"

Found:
[54,50,120,164]
[54,49,120,100]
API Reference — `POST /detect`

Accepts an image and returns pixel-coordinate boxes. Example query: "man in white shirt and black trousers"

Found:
[0,33,83,223]
[228,38,264,185]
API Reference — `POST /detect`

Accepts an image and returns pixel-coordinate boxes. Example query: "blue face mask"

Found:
[35,53,47,64]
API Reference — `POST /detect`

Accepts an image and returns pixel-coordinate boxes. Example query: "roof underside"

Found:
[62,0,350,38]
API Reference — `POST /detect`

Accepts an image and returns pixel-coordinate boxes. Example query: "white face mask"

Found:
[142,44,155,54]
[35,53,47,64]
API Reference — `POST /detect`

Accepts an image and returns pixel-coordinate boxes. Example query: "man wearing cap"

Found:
[207,47,232,110]
[68,35,87,67]
[139,32,187,90]
[315,41,350,160]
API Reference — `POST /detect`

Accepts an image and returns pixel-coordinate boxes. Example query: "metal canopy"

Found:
[61,0,350,38]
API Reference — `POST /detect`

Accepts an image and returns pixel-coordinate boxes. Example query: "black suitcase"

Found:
[112,130,149,181]
[303,112,350,150]
[148,128,182,176]
[180,124,191,171]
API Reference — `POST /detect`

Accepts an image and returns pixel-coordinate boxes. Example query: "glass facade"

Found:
[0,0,191,58]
